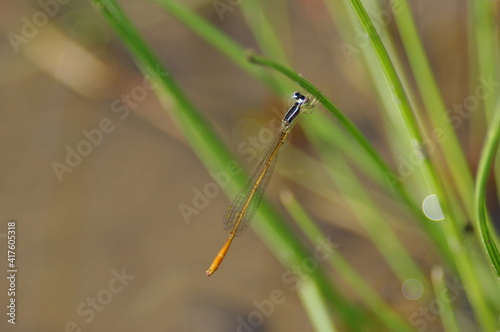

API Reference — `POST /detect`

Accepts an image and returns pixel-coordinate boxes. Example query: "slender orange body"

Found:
[205,92,313,276]
[206,130,288,276]
[206,233,235,276]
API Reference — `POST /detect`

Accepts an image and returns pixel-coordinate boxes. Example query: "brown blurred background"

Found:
[0,1,471,331]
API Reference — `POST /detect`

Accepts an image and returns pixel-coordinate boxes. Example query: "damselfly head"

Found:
[292,91,309,105]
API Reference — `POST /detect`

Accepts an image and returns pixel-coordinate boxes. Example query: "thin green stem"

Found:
[430,266,461,332]
[390,0,474,221]
[297,278,339,332]
[470,0,500,212]
[471,0,499,120]
[474,102,500,277]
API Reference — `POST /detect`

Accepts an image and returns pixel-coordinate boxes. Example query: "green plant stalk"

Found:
[471,0,499,120]
[91,0,226,174]
[344,0,450,215]
[92,0,370,329]
[240,0,291,68]
[297,278,339,332]
[324,0,440,202]
[430,266,461,332]
[390,0,474,221]
[238,0,295,96]
[465,243,500,312]
[470,0,500,207]
[281,191,417,332]
[258,1,293,58]
[343,1,497,329]
[474,101,500,277]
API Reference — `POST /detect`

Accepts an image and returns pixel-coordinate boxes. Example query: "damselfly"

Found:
[206,92,318,276]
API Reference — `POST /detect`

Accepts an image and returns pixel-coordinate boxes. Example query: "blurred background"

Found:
[0,0,495,331]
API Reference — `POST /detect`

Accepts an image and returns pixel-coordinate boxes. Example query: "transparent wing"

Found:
[223,126,288,237]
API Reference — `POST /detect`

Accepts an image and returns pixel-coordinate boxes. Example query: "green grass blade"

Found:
[297,278,339,332]
[342,0,446,207]
[91,0,230,172]
[390,0,474,220]
[469,0,500,208]
[474,101,500,277]
[240,0,291,67]
[470,0,499,120]
[430,266,461,332]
